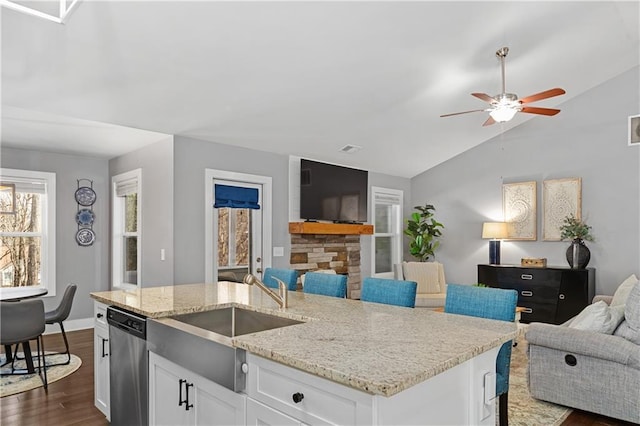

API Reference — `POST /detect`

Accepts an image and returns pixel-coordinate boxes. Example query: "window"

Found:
[217,208,251,270]
[112,169,141,288]
[371,187,403,278]
[0,169,56,296]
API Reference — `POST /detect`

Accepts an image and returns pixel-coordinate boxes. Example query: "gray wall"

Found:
[109,136,175,287]
[173,136,291,284]
[0,147,110,321]
[410,66,640,295]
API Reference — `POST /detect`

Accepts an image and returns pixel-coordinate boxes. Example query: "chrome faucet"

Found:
[243,274,288,309]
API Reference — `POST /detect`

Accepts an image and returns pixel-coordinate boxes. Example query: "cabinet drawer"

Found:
[246,353,372,425]
[518,302,557,324]
[497,268,562,287]
[94,302,108,328]
[515,284,560,304]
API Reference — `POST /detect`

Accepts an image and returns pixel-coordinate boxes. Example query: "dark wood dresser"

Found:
[477,264,595,324]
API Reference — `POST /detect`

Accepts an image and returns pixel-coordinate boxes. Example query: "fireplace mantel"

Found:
[288,222,373,235]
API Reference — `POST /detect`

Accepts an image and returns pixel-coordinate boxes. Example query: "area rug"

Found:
[506,337,573,426]
[0,352,82,397]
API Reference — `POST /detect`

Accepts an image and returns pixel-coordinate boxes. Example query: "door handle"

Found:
[101,338,109,357]
[185,382,194,411]
[179,379,187,407]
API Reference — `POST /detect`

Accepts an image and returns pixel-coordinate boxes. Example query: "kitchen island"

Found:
[91,281,516,425]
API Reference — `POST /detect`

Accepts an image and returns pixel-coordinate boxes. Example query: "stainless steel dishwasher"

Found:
[107,306,148,426]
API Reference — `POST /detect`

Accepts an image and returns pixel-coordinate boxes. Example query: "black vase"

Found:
[566,239,591,269]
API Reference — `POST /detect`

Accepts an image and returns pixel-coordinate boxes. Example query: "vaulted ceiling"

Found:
[2,1,638,177]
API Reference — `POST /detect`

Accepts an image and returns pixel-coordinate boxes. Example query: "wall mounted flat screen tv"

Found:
[300,159,368,223]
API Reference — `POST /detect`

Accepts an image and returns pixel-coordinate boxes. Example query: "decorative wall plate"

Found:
[75,208,95,226]
[76,228,95,246]
[75,186,96,206]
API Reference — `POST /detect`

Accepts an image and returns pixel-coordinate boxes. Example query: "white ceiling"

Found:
[2,1,639,178]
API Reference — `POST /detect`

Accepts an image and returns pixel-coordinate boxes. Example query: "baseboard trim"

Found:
[44,317,93,335]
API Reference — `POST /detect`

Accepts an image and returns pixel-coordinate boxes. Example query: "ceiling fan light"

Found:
[489,106,518,123]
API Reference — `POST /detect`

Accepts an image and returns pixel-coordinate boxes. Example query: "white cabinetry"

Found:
[246,349,499,426]
[93,302,110,420]
[246,398,304,426]
[149,351,246,426]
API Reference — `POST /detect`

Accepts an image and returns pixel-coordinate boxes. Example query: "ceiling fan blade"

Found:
[521,106,561,116]
[519,88,566,104]
[482,116,496,126]
[472,93,496,103]
[440,109,486,118]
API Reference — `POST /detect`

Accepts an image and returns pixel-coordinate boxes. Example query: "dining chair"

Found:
[303,272,347,298]
[361,277,417,308]
[45,283,77,365]
[263,268,298,291]
[444,284,517,426]
[0,299,48,389]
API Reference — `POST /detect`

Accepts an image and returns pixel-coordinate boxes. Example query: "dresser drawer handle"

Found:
[292,392,304,403]
[521,291,533,297]
[523,308,533,314]
[521,274,533,280]
[559,293,565,300]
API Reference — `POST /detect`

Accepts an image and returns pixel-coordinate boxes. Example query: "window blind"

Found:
[214,184,260,209]
[115,178,138,197]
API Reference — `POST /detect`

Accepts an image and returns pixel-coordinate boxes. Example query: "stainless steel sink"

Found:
[171,307,303,337]
[147,307,304,392]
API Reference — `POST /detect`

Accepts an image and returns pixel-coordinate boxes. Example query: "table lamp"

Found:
[482,222,508,265]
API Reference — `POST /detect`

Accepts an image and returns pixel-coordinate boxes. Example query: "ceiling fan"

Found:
[441,47,566,126]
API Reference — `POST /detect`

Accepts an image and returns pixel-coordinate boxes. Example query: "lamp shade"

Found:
[482,222,508,239]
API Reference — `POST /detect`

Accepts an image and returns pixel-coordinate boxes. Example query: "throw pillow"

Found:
[614,279,640,344]
[611,274,639,307]
[568,301,625,334]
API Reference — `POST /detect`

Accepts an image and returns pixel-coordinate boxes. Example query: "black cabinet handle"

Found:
[97,313,103,318]
[292,392,304,403]
[185,382,194,411]
[101,338,108,357]
[179,379,187,407]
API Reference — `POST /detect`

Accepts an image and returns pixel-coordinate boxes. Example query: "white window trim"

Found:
[370,186,403,279]
[0,168,56,297]
[112,169,142,290]
[204,170,272,284]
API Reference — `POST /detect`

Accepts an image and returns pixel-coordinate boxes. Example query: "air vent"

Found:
[339,144,362,154]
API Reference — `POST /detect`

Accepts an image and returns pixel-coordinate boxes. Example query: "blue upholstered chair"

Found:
[303,272,347,298]
[444,284,518,426]
[361,277,417,308]
[263,268,298,291]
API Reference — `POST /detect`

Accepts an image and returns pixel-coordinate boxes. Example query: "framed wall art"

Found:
[629,114,640,146]
[503,181,537,240]
[543,177,582,241]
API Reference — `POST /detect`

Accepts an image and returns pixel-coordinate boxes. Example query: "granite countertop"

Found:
[91,282,517,397]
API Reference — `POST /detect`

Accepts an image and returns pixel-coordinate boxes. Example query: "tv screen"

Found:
[300,159,368,223]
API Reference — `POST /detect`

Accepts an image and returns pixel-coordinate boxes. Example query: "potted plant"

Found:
[559,214,594,269]
[404,204,444,262]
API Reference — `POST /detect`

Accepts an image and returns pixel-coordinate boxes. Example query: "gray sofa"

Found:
[526,295,640,423]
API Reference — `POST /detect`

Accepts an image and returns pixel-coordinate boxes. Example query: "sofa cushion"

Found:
[611,274,639,307]
[402,261,446,294]
[568,301,625,334]
[614,280,640,344]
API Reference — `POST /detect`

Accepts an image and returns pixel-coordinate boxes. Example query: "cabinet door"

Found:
[94,323,110,420]
[246,398,304,426]
[194,374,245,426]
[149,352,193,426]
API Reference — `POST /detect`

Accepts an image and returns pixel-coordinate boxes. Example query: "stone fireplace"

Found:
[288,222,373,299]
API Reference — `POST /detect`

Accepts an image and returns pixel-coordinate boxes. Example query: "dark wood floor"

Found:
[1,328,108,426]
[0,329,634,425]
